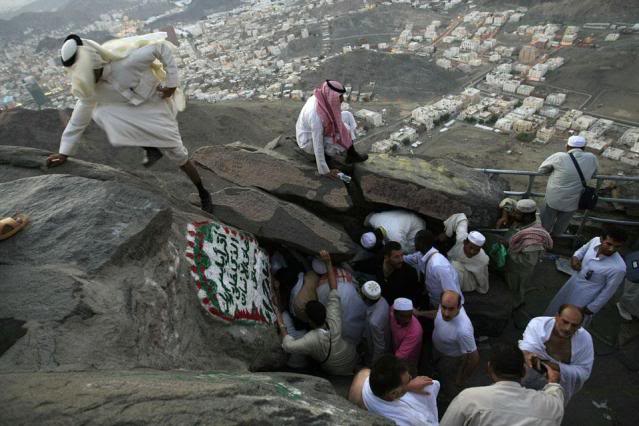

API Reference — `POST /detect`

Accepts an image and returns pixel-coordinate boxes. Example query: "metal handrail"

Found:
[474,167,639,246]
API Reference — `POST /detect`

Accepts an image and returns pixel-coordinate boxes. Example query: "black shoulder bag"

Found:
[568,152,598,210]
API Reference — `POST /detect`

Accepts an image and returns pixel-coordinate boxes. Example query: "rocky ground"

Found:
[1,102,638,425]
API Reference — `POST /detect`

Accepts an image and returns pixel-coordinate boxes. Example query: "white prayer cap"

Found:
[61,36,80,65]
[311,258,328,275]
[516,199,537,213]
[467,231,486,247]
[393,297,413,311]
[360,232,377,249]
[362,281,381,301]
[567,135,586,148]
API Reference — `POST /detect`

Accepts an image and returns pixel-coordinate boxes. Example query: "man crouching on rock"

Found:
[275,250,358,376]
[46,33,214,214]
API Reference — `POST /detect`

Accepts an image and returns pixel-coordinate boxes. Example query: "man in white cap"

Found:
[443,213,490,294]
[361,281,391,365]
[46,33,214,213]
[362,210,427,253]
[503,199,553,308]
[538,135,598,235]
[390,297,423,371]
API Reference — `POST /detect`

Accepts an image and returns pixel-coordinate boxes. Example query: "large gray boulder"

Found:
[0,370,391,425]
[0,174,283,373]
[210,185,358,256]
[193,143,353,212]
[354,154,508,226]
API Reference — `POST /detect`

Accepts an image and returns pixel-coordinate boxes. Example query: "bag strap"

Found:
[319,325,332,365]
[568,152,588,188]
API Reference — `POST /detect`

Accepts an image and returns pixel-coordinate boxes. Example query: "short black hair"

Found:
[305,300,326,327]
[489,343,525,379]
[383,241,402,257]
[274,268,299,291]
[520,211,537,225]
[558,303,585,324]
[414,229,435,252]
[602,226,627,243]
[370,354,408,398]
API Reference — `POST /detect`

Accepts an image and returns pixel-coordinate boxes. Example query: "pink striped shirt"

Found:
[390,310,423,366]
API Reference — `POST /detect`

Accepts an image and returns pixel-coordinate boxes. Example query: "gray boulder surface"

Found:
[0,370,391,425]
[354,154,509,227]
[193,142,353,212]
[0,172,283,373]
[208,185,358,256]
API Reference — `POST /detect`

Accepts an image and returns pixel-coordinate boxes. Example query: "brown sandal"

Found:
[0,213,30,241]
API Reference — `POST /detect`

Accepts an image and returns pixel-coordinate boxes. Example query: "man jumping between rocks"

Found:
[46,33,214,214]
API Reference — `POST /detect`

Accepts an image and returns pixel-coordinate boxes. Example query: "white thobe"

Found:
[440,381,564,426]
[538,149,598,212]
[365,210,427,253]
[364,298,391,365]
[519,316,594,402]
[295,95,348,175]
[317,277,367,345]
[444,213,489,294]
[59,43,182,156]
[362,376,440,426]
[545,237,626,316]
[404,248,463,306]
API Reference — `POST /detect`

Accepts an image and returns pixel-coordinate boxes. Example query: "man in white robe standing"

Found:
[46,33,213,213]
[443,213,489,294]
[519,304,594,403]
[544,228,627,324]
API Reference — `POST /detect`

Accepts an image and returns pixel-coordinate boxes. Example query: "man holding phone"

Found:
[519,304,594,403]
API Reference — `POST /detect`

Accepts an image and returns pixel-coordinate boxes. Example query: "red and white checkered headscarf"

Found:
[313,80,353,149]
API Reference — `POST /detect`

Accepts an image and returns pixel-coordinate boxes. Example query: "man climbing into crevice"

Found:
[46,33,214,214]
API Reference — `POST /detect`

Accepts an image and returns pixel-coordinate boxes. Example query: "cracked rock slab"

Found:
[0,370,392,425]
[193,143,353,212]
[354,154,508,227]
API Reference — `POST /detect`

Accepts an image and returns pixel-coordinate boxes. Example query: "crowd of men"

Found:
[45,33,635,426]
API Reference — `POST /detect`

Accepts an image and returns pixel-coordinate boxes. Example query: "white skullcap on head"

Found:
[61,38,79,64]
[516,199,537,213]
[362,281,381,301]
[567,135,586,148]
[467,231,486,247]
[393,297,413,311]
[360,232,377,249]
[311,258,328,275]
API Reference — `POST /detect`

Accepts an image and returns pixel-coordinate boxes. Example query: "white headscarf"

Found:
[63,32,184,108]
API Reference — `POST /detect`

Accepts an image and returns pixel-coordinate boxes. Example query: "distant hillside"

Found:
[300,50,466,102]
[0,0,170,41]
[150,0,244,27]
[478,0,639,22]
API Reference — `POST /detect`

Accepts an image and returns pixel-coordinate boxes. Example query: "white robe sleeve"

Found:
[310,111,330,175]
[151,42,179,88]
[403,252,422,271]
[59,99,97,156]
[586,268,626,314]
[573,238,592,260]
[557,331,594,401]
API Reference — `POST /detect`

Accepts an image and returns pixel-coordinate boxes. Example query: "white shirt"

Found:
[433,306,476,357]
[60,42,180,156]
[362,376,440,426]
[538,149,598,212]
[404,248,463,306]
[519,317,594,402]
[440,381,564,426]
[545,237,627,314]
[444,213,489,294]
[364,298,391,365]
[365,210,427,253]
[295,95,346,175]
[317,279,367,345]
